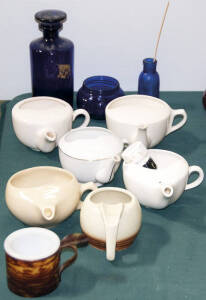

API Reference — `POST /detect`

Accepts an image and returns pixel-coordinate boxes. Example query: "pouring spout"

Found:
[37,128,57,152]
[160,184,173,199]
[130,125,150,147]
[45,131,56,142]
[41,205,56,221]
[95,155,121,184]
[138,125,151,148]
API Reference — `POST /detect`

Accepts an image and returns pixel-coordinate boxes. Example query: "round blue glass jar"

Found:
[77,76,124,120]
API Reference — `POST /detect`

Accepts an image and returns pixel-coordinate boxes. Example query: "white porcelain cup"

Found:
[6,166,97,226]
[12,96,90,152]
[58,127,124,186]
[105,95,187,148]
[122,143,204,209]
[80,187,142,261]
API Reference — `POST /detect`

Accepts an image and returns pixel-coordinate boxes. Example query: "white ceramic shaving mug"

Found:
[122,142,204,209]
[105,95,187,147]
[80,187,142,261]
[6,166,97,226]
[58,127,124,185]
[12,96,90,152]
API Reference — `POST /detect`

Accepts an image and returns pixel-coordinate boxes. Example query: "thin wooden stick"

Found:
[154,1,170,62]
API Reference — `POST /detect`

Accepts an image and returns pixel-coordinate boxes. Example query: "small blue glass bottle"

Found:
[77,76,124,120]
[138,58,160,98]
[30,10,74,106]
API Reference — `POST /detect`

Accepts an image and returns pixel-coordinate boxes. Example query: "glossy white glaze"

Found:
[105,95,187,148]
[122,145,204,209]
[12,96,90,152]
[4,227,60,261]
[58,127,124,185]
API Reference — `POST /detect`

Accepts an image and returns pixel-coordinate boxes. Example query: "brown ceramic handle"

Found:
[59,244,77,277]
[61,233,89,248]
[59,233,89,277]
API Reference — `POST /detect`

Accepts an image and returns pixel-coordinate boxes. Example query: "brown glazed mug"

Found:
[4,227,88,297]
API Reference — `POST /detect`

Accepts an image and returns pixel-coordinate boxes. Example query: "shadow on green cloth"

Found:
[51,223,169,297]
[149,191,206,234]
[112,222,169,268]
[155,129,202,155]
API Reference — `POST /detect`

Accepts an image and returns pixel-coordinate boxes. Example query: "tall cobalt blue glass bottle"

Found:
[30,10,74,106]
[138,58,160,98]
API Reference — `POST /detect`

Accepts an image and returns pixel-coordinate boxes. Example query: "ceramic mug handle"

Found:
[76,182,97,210]
[59,245,77,278]
[72,109,90,128]
[185,166,204,190]
[166,109,187,135]
[59,233,88,277]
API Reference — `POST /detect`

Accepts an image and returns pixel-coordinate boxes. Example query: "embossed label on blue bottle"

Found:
[57,64,70,79]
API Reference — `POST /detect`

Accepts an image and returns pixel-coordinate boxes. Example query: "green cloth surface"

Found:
[0,92,205,300]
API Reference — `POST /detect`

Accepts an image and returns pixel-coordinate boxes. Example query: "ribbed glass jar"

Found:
[77,76,124,120]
